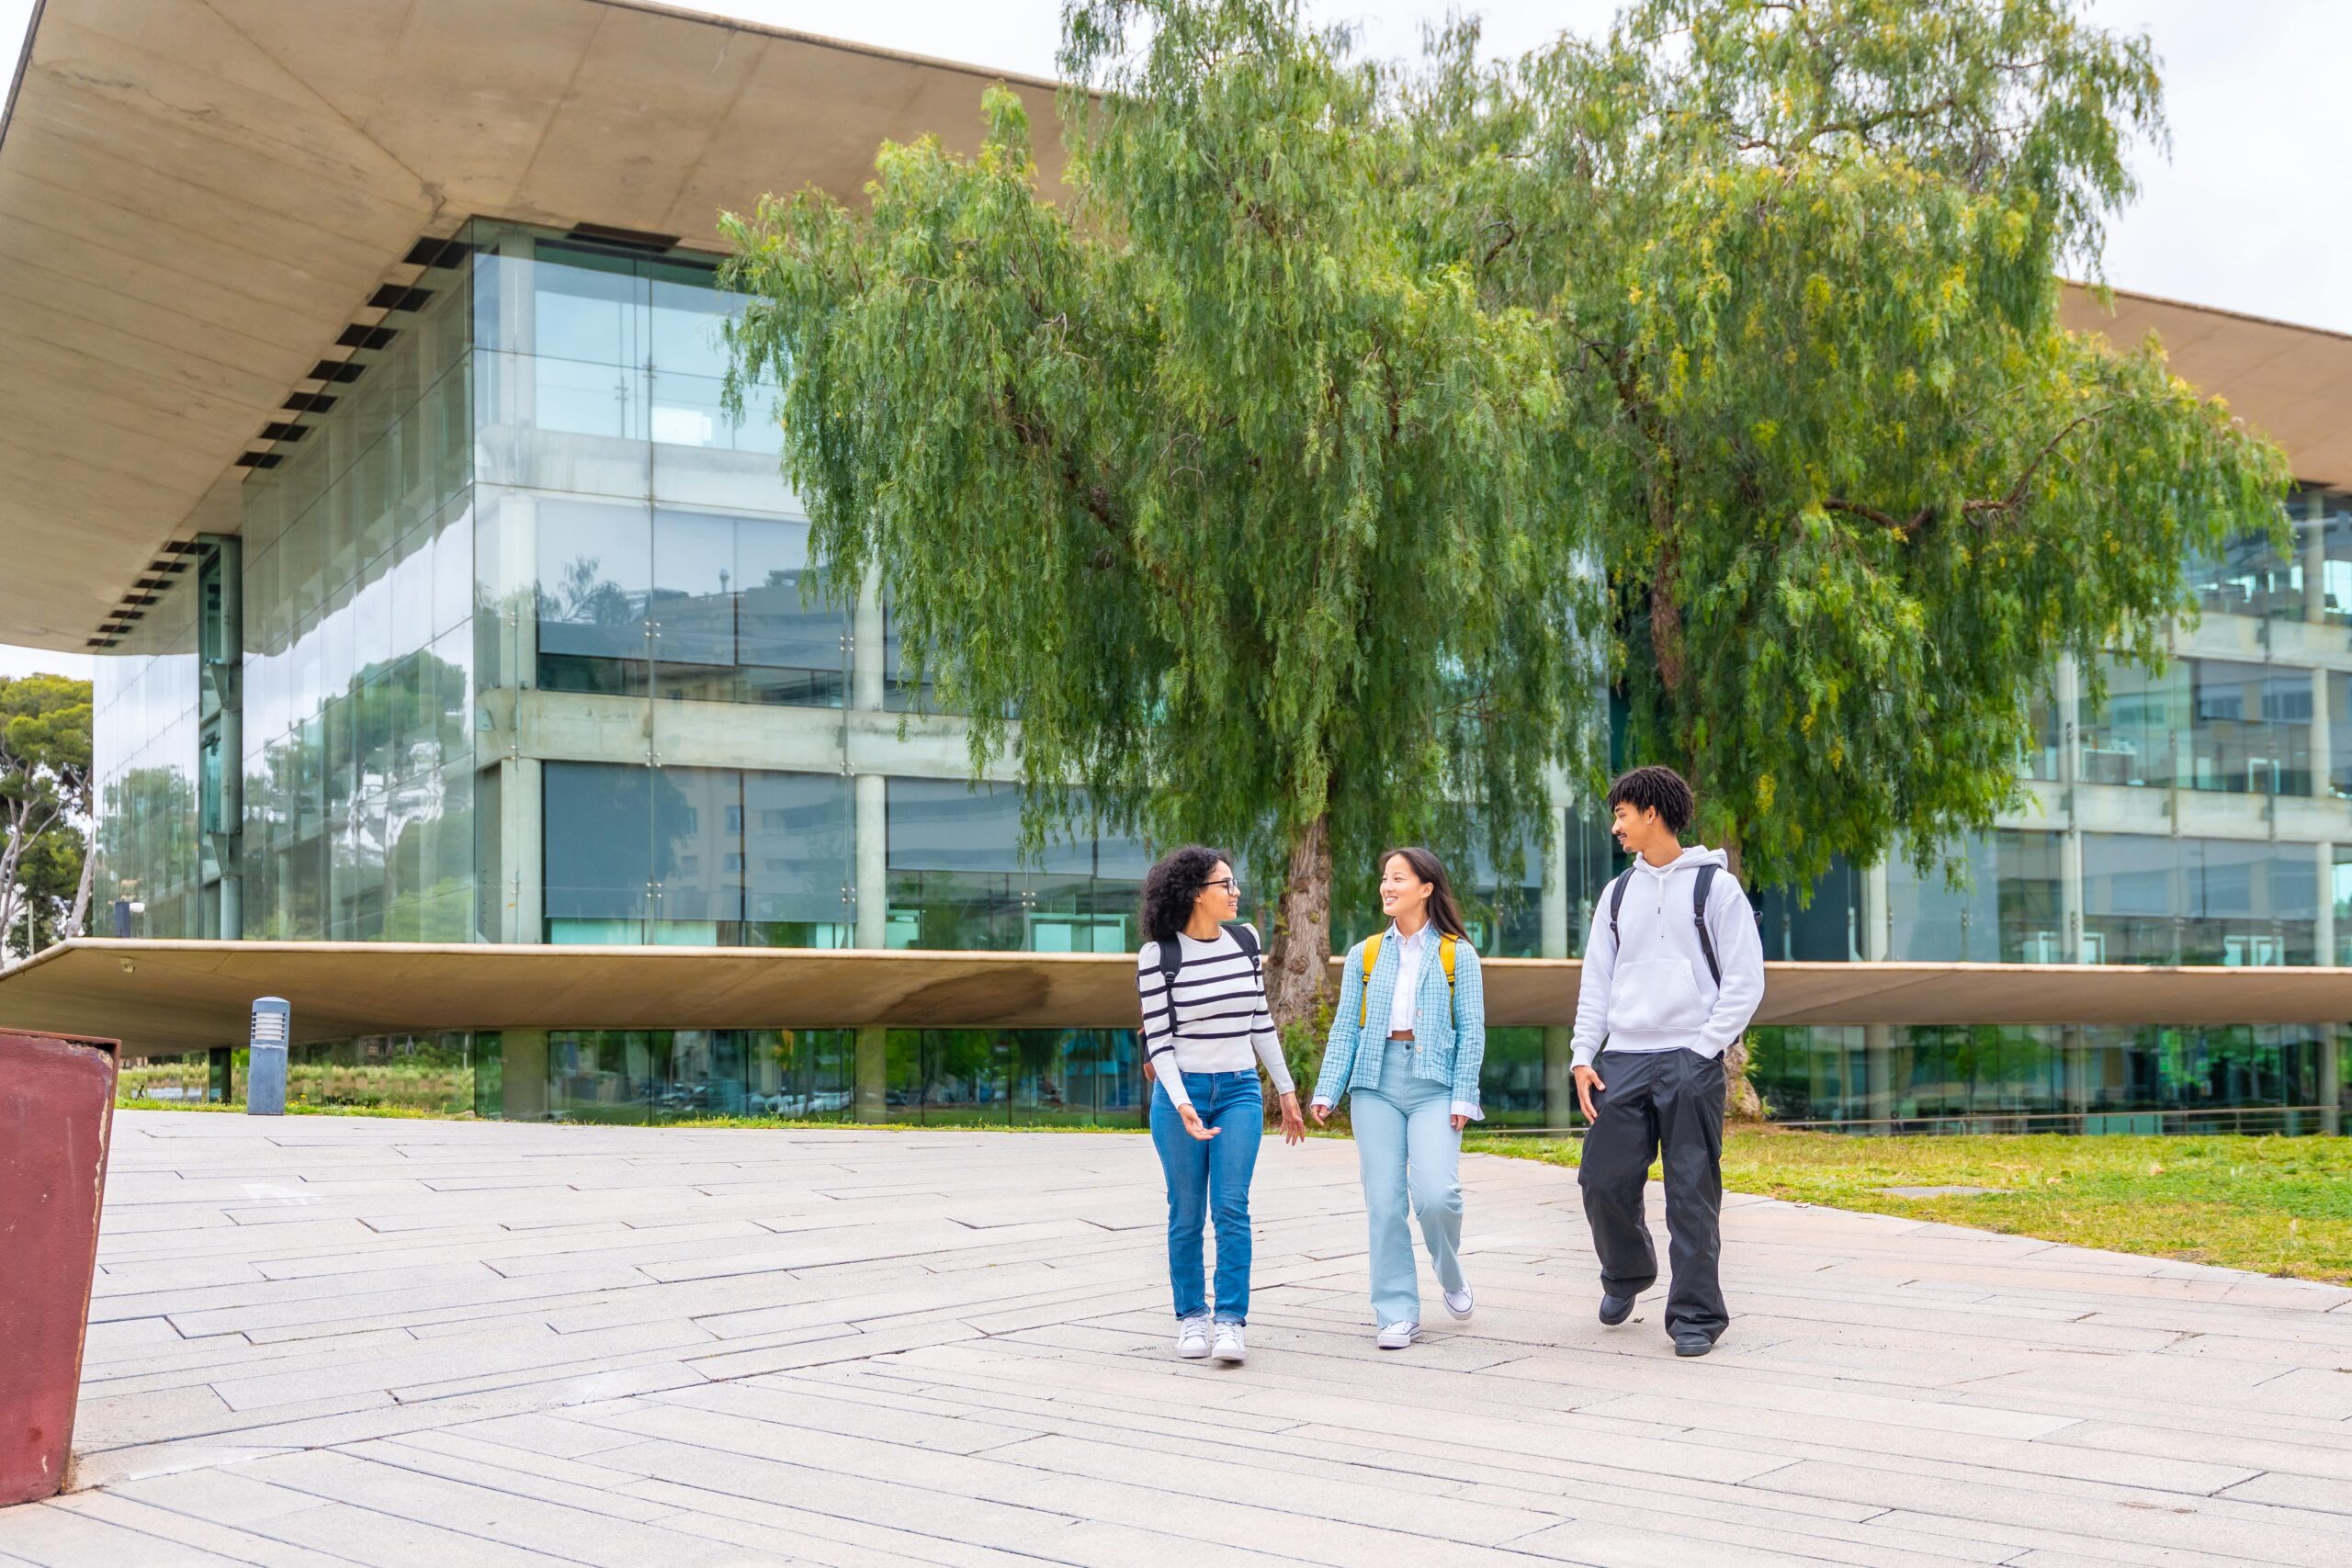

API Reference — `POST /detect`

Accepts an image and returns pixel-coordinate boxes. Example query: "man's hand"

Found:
[1450,1112,1470,1132]
[1277,1092,1306,1145]
[1310,1100,1332,1126]
[1573,1063,1605,1122]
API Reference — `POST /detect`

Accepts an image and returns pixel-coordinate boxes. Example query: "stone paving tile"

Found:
[6,1110,2348,1565]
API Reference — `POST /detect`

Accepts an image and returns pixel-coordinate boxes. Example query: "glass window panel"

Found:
[532,244,645,367]
[650,508,738,673]
[544,761,651,924]
[742,771,852,940]
[735,515,844,705]
[2080,659,2185,788]
[535,496,650,662]
[888,778,1023,874]
[649,266,733,379]
[654,766,742,925]
[1887,834,1999,961]
[433,499,473,637]
[2083,833,2179,964]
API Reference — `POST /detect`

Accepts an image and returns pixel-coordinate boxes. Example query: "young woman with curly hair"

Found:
[1136,845,1305,1364]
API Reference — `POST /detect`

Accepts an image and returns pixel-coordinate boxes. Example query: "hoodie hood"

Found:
[1631,844,1728,880]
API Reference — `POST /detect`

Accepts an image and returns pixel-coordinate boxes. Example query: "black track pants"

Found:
[1577,1047,1727,1341]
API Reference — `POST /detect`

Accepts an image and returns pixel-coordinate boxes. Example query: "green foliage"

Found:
[1,672,94,953]
[1413,0,2290,884]
[721,0,1600,1010]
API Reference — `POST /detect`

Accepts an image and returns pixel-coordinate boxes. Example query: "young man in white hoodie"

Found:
[1569,765,1766,1357]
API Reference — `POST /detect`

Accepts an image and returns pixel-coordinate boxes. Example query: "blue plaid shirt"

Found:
[1311,930,1486,1119]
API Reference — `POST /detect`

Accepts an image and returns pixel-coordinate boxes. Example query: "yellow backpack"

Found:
[1358,931,1457,1029]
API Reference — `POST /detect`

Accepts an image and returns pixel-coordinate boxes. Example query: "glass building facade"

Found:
[89,217,2351,1133]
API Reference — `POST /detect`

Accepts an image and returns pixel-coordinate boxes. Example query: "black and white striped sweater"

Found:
[1135,926,1296,1111]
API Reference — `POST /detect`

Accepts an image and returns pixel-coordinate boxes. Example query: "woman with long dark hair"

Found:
[1310,847,1487,1348]
[1136,845,1305,1364]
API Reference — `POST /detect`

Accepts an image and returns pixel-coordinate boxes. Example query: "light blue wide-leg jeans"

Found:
[1350,1047,1464,1327]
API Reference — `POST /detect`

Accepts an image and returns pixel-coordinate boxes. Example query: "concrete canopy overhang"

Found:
[2,940,2348,1053]
[2059,285,2352,490]
[0,0,1063,649]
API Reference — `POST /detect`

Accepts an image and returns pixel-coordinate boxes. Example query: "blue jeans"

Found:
[1351,1045,1464,1326]
[1149,1070,1264,1323]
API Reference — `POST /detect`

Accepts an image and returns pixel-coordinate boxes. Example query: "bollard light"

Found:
[246,997,289,1116]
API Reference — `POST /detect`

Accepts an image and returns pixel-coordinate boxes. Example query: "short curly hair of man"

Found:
[1605,764,1695,835]
[1138,845,1237,946]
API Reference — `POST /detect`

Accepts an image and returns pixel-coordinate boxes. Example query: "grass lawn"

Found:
[1469,1127,2352,1286]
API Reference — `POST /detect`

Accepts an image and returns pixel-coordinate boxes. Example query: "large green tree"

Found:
[1417,0,2287,883]
[1,672,94,958]
[722,0,1601,1025]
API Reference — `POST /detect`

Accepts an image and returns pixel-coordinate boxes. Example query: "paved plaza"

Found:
[2,1112,2349,1566]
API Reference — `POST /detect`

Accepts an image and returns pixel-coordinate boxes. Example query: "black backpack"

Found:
[1155,920,1262,1033]
[1606,863,1724,985]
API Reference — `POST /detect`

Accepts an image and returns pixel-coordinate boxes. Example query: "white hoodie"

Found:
[1569,845,1765,1070]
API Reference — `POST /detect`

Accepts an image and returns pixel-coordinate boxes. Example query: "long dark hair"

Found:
[1380,846,1470,942]
[1140,845,1236,945]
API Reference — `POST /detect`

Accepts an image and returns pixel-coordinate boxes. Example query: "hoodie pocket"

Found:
[1611,957,1709,1035]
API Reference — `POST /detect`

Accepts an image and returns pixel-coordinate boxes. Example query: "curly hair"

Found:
[1139,845,1235,945]
[1605,764,1694,834]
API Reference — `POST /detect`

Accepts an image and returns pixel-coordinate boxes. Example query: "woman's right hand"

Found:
[1178,1103,1220,1141]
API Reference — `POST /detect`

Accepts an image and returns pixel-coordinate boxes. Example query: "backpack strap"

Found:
[1156,937,1186,1034]
[1438,933,1457,1028]
[1691,863,1723,987]
[1606,869,1632,948]
[1223,919,1261,981]
[1356,931,1383,1027]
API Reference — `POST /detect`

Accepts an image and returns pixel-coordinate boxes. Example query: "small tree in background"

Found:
[1,673,93,959]
[723,0,1602,1028]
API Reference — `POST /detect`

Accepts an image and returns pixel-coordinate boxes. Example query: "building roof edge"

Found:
[597,0,1068,96]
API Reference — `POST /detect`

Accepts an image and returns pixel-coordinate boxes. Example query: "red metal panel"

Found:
[0,1032,119,1507]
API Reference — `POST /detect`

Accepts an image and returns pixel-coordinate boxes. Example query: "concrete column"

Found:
[1860,861,1891,962]
[854,1026,888,1122]
[2312,667,2333,801]
[2316,840,2336,967]
[1541,805,1577,1127]
[2062,1025,2089,1125]
[2060,828,2087,964]
[497,1029,549,1121]
[852,566,890,1120]
[1863,1024,1892,1126]
[2303,491,2329,624]
[2320,1025,2342,1136]
[853,566,886,713]
[854,774,888,950]
[496,756,543,942]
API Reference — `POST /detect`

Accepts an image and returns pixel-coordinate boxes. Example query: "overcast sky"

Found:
[2,0,2343,682]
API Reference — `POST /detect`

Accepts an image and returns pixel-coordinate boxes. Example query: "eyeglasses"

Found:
[1205,877,1241,895]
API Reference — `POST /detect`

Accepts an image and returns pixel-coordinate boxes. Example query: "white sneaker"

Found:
[1443,1285,1475,1321]
[1174,1316,1211,1359]
[1375,1321,1420,1349]
[1211,1322,1246,1364]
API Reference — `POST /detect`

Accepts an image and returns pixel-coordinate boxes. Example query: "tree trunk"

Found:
[1714,831,1768,1122]
[63,838,95,941]
[1263,809,1335,1036]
